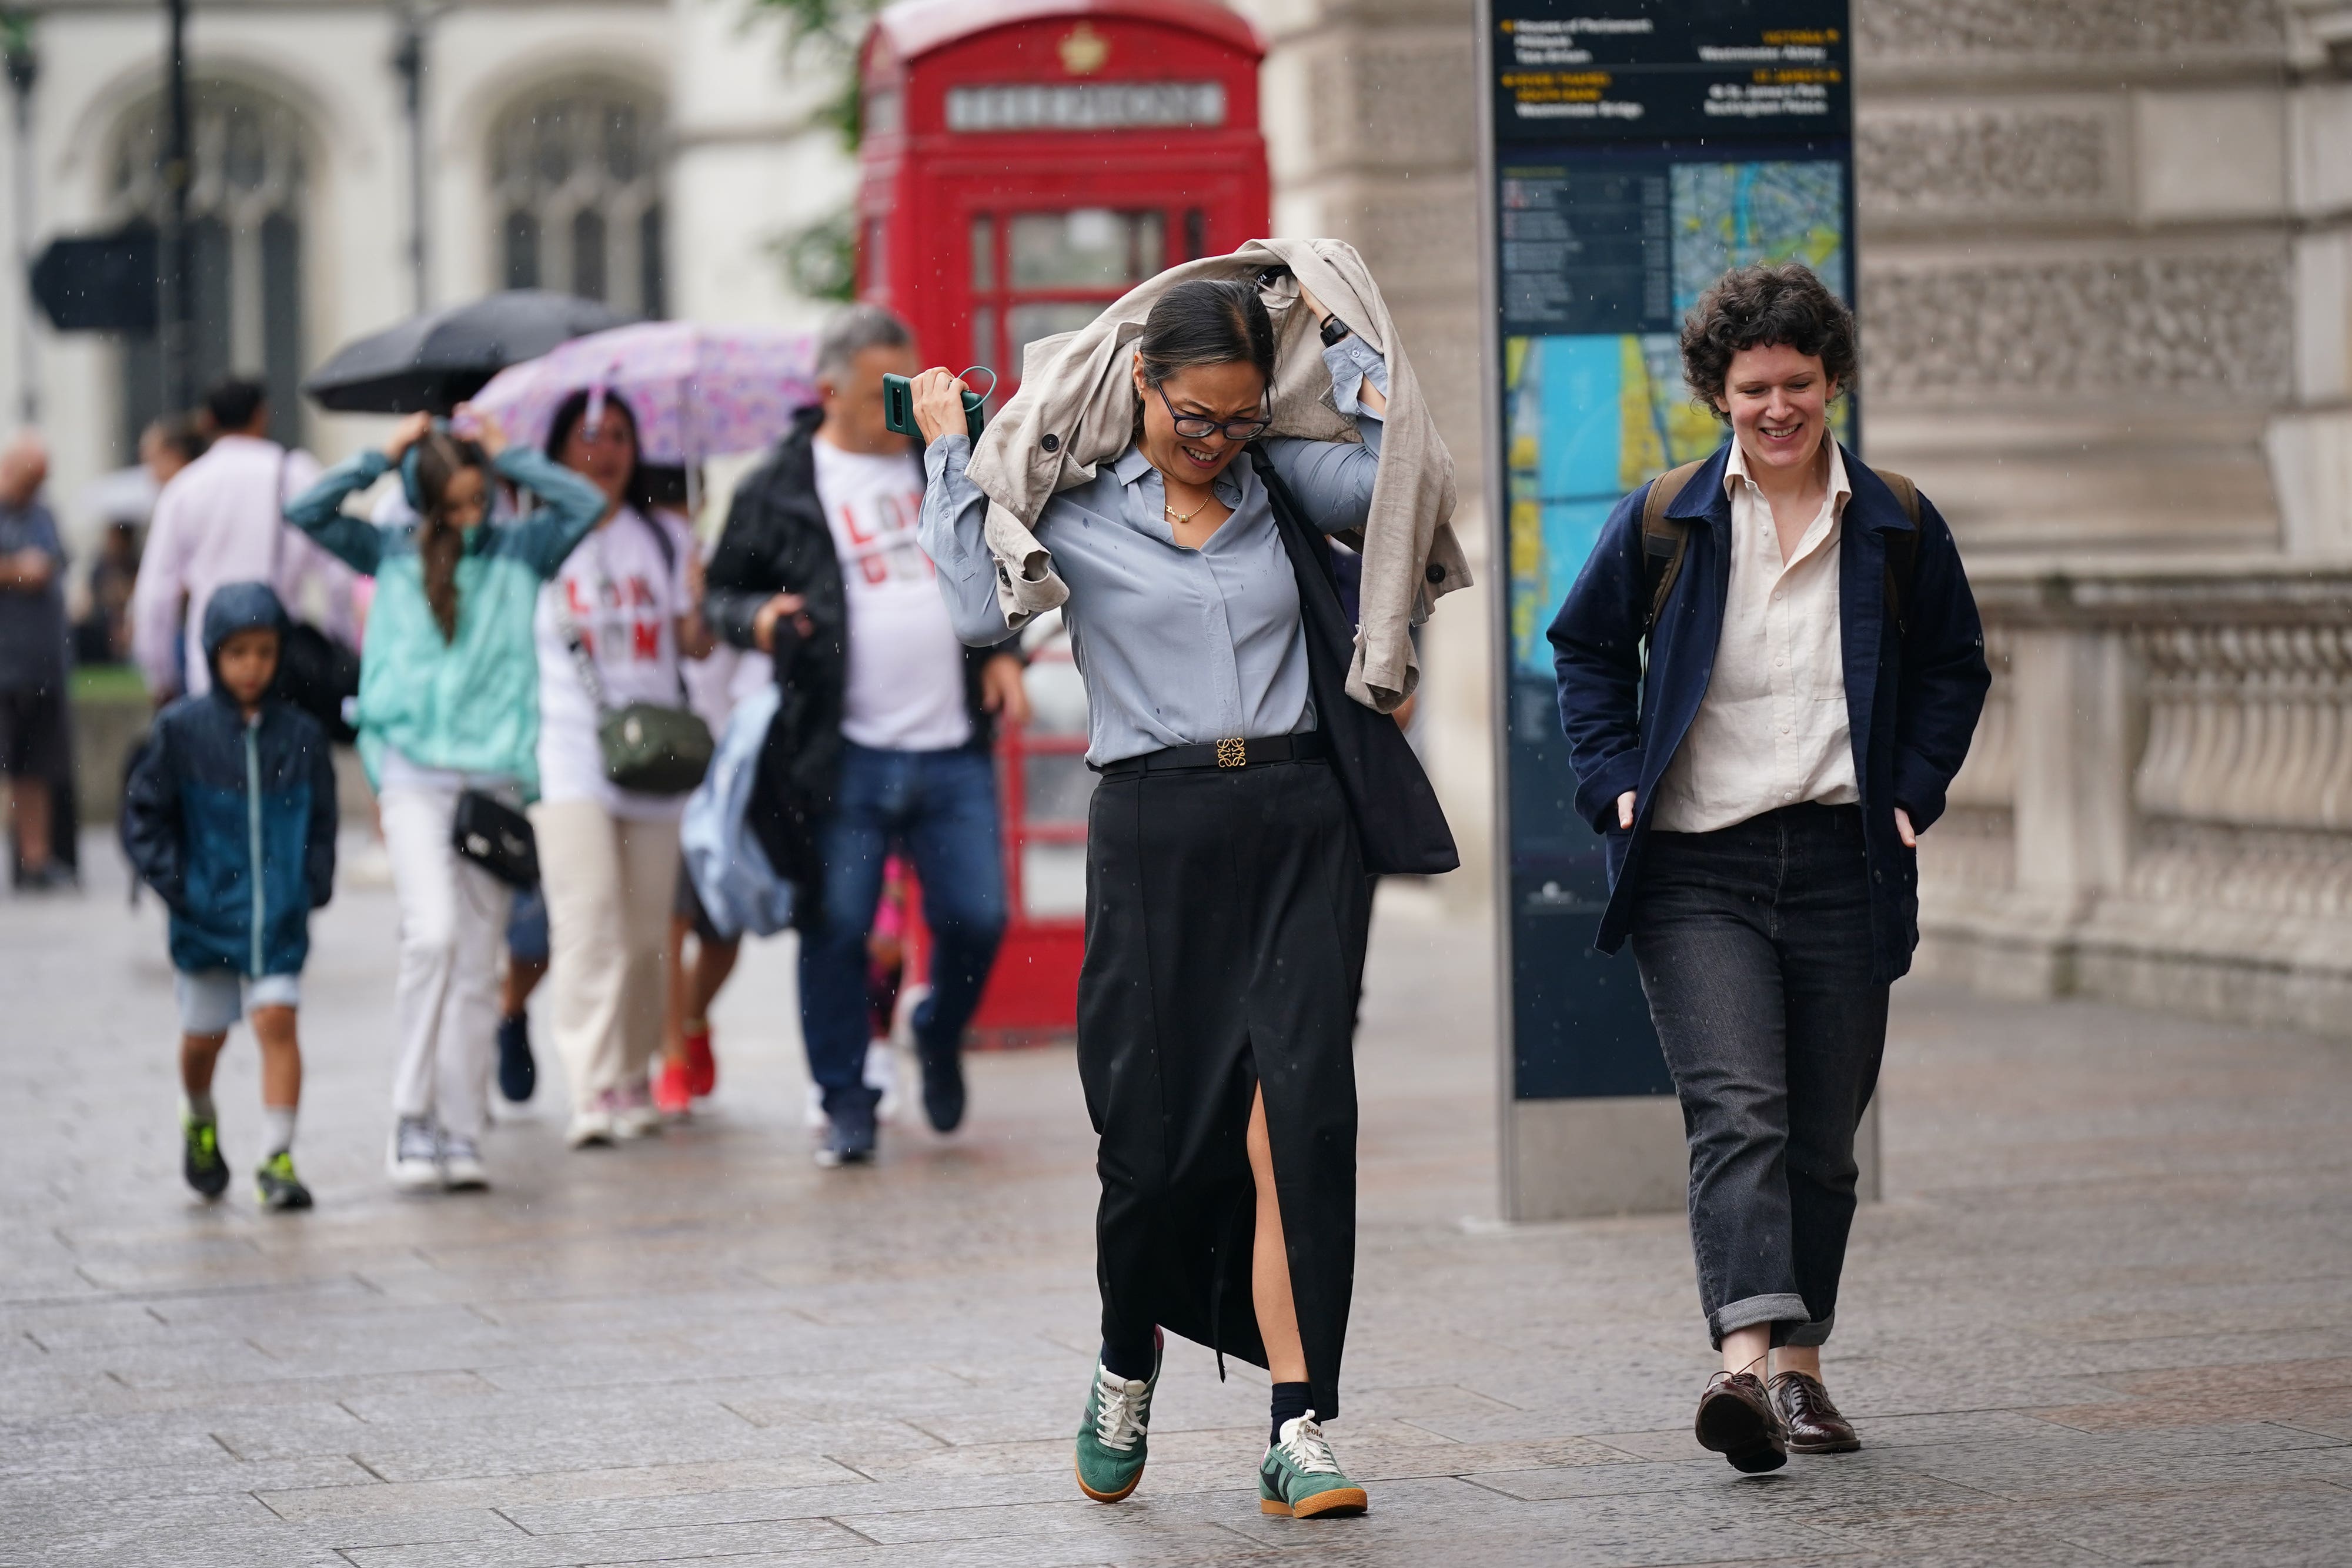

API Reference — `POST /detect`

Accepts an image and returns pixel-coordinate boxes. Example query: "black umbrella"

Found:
[301,290,630,414]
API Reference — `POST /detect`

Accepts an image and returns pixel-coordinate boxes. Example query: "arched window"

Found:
[111,82,309,452]
[490,82,665,317]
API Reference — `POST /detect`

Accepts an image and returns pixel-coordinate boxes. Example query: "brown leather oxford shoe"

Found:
[1694,1370,1788,1473]
[1769,1370,1860,1454]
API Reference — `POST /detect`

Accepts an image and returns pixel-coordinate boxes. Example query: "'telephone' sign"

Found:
[1484,0,1855,1104]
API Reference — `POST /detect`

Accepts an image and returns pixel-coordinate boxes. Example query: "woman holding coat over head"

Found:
[914,271,1457,1521]
[1551,262,1990,1473]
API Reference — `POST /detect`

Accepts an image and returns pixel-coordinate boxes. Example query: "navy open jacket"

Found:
[1546,442,1990,985]
[122,583,338,978]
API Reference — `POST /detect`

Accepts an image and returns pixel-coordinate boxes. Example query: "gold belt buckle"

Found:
[1216,737,1247,768]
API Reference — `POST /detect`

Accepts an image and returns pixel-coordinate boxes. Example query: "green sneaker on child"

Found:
[182,1114,229,1201]
[253,1151,312,1211]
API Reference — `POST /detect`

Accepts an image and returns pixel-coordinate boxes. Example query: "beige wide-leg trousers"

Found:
[529,800,680,1114]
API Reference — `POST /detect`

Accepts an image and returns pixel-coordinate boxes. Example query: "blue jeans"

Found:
[801,742,1007,1117]
[1628,803,1889,1350]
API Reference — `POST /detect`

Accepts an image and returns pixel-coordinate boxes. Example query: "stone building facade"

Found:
[10,0,2348,1032]
[1224,0,2352,1035]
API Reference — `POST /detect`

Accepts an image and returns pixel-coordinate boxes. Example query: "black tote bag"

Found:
[1250,446,1458,877]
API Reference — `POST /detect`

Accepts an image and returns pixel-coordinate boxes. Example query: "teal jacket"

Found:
[285,445,606,798]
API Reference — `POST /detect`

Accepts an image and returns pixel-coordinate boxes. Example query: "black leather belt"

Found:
[1094,730,1331,778]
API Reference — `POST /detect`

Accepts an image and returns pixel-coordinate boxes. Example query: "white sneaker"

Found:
[566,1096,617,1149]
[439,1134,489,1190]
[866,1039,903,1125]
[803,1082,828,1133]
[387,1116,440,1191]
[612,1081,663,1141]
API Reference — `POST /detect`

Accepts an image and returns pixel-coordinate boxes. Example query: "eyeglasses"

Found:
[1156,384,1272,444]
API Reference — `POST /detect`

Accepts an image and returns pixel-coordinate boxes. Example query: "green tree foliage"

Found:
[752,0,871,302]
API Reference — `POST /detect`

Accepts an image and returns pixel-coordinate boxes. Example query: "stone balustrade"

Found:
[1917,558,2352,1034]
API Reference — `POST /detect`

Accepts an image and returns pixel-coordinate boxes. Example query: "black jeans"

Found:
[1629,803,1889,1350]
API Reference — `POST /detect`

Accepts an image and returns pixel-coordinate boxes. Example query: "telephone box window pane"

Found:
[1183,208,1207,262]
[971,215,995,291]
[972,307,997,375]
[1008,302,1107,373]
[866,218,887,292]
[1134,212,1165,277]
[1010,209,1162,289]
[1021,843,1088,917]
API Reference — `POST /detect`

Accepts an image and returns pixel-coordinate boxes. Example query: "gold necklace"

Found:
[1164,494,1212,527]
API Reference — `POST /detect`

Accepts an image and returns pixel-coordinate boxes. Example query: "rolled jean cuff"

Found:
[1708,1292,1810,1348]
[1780,1312,1836,1349]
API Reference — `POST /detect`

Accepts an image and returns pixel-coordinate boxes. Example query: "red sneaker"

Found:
[653,1058,693,1119]
[683,1023,717,1099]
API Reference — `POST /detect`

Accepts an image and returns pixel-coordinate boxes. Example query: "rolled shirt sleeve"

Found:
[918,433,1017,646]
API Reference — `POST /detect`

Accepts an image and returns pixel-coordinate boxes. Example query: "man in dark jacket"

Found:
[705,305,1028,1166]
[123,582,337,1211]
[0,432,72,888]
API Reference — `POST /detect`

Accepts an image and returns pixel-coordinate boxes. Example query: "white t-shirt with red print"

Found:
[534,506,699,820]
[814,436,973,753]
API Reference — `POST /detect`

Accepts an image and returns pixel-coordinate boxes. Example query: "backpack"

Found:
[1639,456,1923,640]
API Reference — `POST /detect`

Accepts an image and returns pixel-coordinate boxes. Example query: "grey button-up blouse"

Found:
[919,341,1389,765]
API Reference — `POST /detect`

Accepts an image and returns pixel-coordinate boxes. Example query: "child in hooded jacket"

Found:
[123,581,338,1210]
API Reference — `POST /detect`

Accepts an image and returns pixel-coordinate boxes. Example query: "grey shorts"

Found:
[175,970,301,1035]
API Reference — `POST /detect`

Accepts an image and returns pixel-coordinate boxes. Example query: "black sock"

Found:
[1100,1337,1155,1382]
[1269,1382,1312,1443]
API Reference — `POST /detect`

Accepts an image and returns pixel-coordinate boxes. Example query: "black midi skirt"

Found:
[1078,753,1372,1420]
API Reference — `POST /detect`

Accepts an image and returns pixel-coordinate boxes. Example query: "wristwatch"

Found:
[1319,314,1352,347]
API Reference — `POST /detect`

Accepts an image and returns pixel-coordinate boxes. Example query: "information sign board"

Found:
[1484,0,1855,1103]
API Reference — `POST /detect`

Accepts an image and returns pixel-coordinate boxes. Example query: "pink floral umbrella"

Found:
[463,322,821,464]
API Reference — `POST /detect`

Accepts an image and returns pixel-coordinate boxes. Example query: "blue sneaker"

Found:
[816,1095,877,1168]
[496,1013,536,1103]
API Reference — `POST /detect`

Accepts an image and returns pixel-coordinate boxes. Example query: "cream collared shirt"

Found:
[1651,439,1859,834]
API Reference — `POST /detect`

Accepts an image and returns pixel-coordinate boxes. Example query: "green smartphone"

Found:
[883,371,989,442]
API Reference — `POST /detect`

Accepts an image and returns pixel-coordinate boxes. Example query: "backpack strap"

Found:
[1639,458,1708,637]
[1871,466,1923,638]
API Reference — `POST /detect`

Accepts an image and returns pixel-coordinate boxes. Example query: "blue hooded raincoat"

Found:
[122,581,339,977]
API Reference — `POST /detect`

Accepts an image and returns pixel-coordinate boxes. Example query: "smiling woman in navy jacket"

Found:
[1549,262,1989,1473]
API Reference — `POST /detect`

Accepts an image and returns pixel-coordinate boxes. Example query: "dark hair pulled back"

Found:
[412,429,489,643]
[1135,279,1276,393]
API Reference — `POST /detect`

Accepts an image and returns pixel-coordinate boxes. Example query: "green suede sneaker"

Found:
[182,1114,229,1201]
[253,1151,313,1211]
[1074,1338,1161,1503]
[1259,1413,1368,1518]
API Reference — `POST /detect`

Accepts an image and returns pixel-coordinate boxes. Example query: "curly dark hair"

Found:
[1679,262,1856,423]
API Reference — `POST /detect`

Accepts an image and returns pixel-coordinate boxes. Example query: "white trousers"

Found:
[380,785,513,1141]
[530,800,679,1114]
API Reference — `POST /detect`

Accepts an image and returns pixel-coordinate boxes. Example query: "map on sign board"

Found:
[1504,158,1851,678]
[1670,161,1844,309]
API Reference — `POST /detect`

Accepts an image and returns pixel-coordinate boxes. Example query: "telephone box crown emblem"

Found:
[1059,22,1110,75]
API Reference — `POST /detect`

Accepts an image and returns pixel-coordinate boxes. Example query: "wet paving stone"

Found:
[5,854,2351,1563]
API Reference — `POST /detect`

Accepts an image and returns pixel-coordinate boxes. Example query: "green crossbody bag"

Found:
[555,520,714,797]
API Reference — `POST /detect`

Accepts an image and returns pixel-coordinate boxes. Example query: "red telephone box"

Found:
[859,0,1268,1044]
[857,0,1269,399]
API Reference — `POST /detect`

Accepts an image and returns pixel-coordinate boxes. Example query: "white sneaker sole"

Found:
[566,1114,617,1149]
[441,1160,489,1190]
[386,1158,440,1191]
